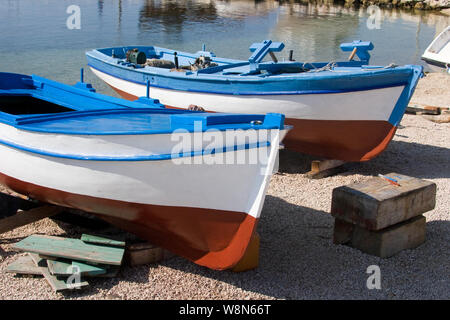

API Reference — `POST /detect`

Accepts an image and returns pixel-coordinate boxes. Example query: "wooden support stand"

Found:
[305,159,347,179]
[406,104,449,115]
[0,204,64,235]
[231,232,260,272]
[331,173,435,257]
[125,242,174,266]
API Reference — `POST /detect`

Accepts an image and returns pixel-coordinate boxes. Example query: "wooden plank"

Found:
[28,253,89,292]
[331,173,436,230]
[46,259,71,276]
[47,259,108,277]
[306,159,346,179]
[6,255,43,275]
[13,234,125,265]
[406,105,440,115]
[81,234,126,247]
[0,206,64,235]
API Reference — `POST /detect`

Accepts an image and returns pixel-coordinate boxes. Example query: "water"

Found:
[1,0,448,95]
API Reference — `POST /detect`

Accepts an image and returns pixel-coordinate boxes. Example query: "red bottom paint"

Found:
[283,119,397,162]
[110,85,397,162]
[0,172,257,270]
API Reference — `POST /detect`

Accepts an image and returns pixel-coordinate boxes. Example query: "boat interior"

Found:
[93,40,375,76]
[0,96,75,115]
[0,72,282,134]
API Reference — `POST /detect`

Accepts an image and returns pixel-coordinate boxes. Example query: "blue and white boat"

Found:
[0,71,286,270]
[87,40,423,162]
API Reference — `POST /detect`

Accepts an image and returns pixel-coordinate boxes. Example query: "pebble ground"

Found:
[0,75,448,300]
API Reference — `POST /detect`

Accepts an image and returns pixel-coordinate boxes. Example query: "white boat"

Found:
[0,72,286,270]
[87,40,423,162]
[422,26,450,73]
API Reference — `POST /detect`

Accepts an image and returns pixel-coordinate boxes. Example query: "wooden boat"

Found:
[0,72,286,270]
[422,26,450,73]
[86,40,423,162]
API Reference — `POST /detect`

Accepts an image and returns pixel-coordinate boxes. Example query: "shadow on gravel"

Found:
[162,195,450,300]
[278,140,450,179]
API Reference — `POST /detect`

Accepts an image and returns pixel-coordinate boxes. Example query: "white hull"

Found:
[0,125,280,219]
[91,67,405,122]
[422,26,450,72]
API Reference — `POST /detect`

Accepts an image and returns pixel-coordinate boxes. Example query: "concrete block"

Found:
[333,215,426,258]
[331,173,436,230]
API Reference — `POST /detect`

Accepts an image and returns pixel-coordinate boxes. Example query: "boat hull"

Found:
[0,171,257,270]
[0,127,280,270]
[92,67,404,161]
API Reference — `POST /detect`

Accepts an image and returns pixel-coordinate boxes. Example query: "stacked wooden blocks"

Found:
[331,173,436,258]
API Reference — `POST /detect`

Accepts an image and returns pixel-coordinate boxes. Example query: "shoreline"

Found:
[297,0,450,11]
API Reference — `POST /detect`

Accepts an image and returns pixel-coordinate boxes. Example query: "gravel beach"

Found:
[0,73,448,300]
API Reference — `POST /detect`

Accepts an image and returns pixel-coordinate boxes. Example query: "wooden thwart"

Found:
[13,234,125,265]
[0,205,64,235]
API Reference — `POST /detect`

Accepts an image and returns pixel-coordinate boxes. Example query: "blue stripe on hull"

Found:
[0,137,270,162]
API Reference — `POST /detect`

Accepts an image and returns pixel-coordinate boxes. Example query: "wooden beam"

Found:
[0,206,64,235]
[305,159,346,179]
[0,191,39,218]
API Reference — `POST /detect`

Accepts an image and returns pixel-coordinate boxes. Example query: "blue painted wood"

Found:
[339,40,374,64]
[248,40,285,64]
[0,72,285,135]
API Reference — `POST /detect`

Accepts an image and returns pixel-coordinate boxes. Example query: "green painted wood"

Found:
[46,259,71,276]
[72,261,108,276]
[13,235,124,265]
[47,259,108,277]
[96,266,120,278]
[28,253,89,292]
[81,234,126,247]
[6,255,43,275]
[29,252,47,267]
